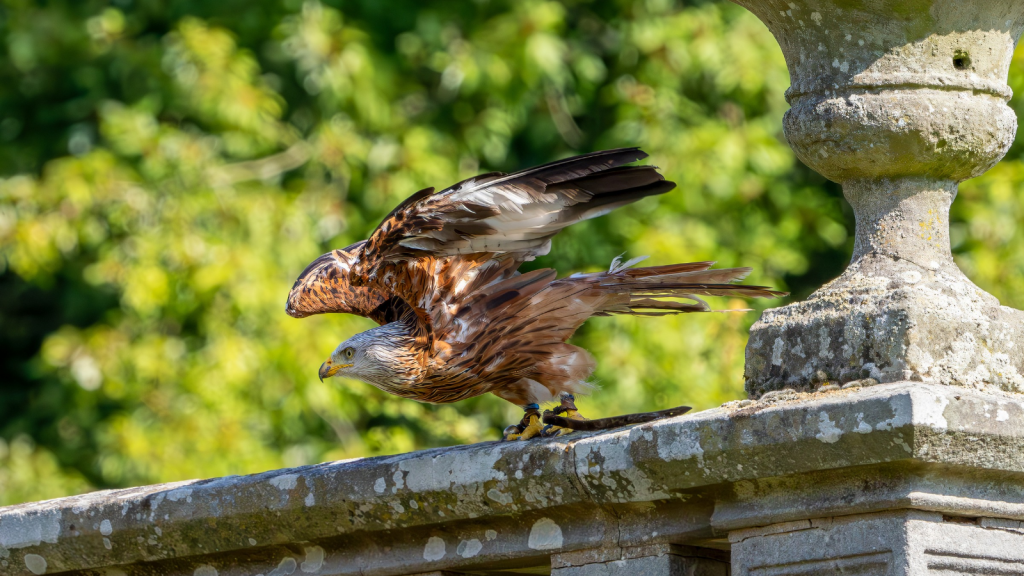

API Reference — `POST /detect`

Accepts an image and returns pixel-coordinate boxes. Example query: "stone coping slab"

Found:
[2,382,1023,576]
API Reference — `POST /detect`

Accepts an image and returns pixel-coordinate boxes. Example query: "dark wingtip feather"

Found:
[489,148,651,189]
[564,165,667,193]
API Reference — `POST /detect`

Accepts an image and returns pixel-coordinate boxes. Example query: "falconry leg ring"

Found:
[502,404,545,441]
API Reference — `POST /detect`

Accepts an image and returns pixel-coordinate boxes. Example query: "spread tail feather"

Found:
[592,257,787,317]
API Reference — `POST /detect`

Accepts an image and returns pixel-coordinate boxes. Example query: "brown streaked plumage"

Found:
[286,148,787,440]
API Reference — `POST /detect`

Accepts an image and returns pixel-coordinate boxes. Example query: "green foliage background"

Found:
[2,0,1023,505]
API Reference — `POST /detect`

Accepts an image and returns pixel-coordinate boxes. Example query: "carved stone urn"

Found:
[735,0,1024,396]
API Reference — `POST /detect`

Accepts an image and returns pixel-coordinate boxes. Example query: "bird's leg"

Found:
[502,403,545,441]
[541,393,587,437]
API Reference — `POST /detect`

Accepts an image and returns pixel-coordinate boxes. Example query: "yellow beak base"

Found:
[318,361,352,382]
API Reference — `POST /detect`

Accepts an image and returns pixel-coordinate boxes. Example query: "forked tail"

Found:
[590,255,788,317]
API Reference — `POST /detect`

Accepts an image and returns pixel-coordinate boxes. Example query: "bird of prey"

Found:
[286,148,785,440]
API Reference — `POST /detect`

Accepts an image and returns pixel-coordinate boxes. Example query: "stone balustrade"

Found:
[3,382,1024,575]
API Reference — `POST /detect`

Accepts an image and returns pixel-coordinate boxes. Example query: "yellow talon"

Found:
[542,408,586,437]
[541,394,587,437]
[502,412,544,441]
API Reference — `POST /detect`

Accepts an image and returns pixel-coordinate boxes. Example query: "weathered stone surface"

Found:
[2,383,1024,576]
[731,510,1024,575]
[733,0,1024,393]
[550,544,728,576]
[731,0,1024,185]
[745,178,1024,396]
[713,461,1024,532]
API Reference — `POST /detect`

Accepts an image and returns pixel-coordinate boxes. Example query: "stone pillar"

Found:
[550,544,728,576]
[730,511,1024,575]
[734,0,1024,396]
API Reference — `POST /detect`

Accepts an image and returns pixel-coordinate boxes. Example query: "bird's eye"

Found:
[344,348,354,359]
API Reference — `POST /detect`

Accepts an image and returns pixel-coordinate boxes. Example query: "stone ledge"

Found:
[549,543,729,576]
[729,509,1024,575]
[550,544,728,569]
[2,382,1023,576]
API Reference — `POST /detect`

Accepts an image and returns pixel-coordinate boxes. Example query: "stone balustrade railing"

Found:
[3,382,1024,575]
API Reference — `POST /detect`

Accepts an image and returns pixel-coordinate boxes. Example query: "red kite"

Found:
[287,149,785,440]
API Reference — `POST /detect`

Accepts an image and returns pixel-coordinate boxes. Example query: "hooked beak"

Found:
[318,360,350,382]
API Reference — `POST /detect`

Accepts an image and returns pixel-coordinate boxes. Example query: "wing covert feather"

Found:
[350,148,675,285]
[285,242,410,324]
[289,149,679,341]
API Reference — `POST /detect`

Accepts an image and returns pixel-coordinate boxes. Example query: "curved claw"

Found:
[540,408,587,437]
[502,412,545,441]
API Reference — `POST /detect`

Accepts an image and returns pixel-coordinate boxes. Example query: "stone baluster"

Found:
[735,0,1024,396]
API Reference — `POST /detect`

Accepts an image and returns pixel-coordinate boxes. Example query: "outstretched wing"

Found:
[285,241,411,324]
[288,149,675,341]
[285,240,518,347]
[350,148,675,285]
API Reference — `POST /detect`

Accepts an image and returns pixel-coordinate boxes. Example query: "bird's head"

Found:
[318,324,420,389]
[319,337,367,382]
